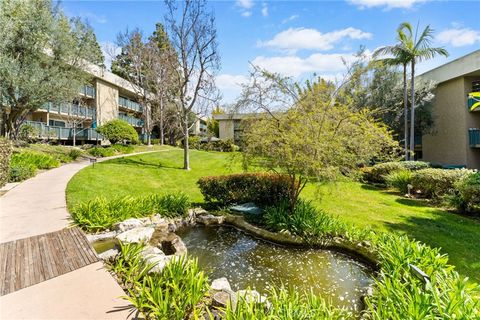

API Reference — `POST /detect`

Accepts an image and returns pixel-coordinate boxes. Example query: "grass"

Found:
[66,149,480,284]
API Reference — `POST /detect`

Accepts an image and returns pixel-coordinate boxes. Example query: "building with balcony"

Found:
[418,50,480,169]
[24,63,145,144]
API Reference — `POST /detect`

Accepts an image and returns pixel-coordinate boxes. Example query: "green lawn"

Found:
[66,149,480,284]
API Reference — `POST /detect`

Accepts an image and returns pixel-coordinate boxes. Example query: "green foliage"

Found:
[400,161,431,171]
[197,139,239,152]
[87,147,115,158]
[411,168,474,199]
[26,144,84,163]
[0,138,12,186]
[188,136,201,149]
[0,0,103,138]
[385,170,413,194]
[223,287,351,320]
[111,144,135,154]
[450,172,480,213]
[71,193,190,232]
[18,124,38,142]
[263,200,347,241]
[8,150,59,182]
[198,173,294,207]
[111,243,209,320]
[97,120,139,144]
[68,149,83,161]
[364,161,431,184]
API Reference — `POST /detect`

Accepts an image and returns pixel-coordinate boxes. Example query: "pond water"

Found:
[176,225,374,311]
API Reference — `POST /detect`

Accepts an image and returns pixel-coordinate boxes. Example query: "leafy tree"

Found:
[0,0,103,138]
[97,119,139,144]
[207,106,224,137]
[240,71,399,211]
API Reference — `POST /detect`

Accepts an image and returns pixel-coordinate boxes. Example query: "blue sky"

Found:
[61,0,480,103]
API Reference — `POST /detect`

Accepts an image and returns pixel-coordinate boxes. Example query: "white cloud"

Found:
[437,27,480,47]
[241,11,252,17]
[259,27,372,52]
[216,74,249,90]
[236,0,254,9]
[348,0,426,9]
[282,14,299,24]
[261,3,268,17]
[251,53,359,77]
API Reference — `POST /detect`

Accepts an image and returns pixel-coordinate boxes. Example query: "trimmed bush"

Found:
[451,172,480,213]
[385,170,413,194]
[97,119,139,144]
[0,138,12,187]
[411,168,474,198]
[363,161,431,184]
[400,161,430,171]
[197,173,294,207]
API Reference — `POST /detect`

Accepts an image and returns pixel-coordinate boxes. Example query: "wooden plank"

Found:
[56,230,75,272]
[70,228,97,265]
[26,236,36,289]
[0,242,7,295]
[61,229,81,270]
[48,232,66,276]
[42,234,59,278]
[13,240,21,293]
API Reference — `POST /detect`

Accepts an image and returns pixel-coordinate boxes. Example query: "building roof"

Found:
[418,50,480,84]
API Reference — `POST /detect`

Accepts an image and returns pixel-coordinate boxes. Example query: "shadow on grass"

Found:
[360,184,382,191]
[384,213,480,283]
[395,198,430,208]
[106,157,183,170]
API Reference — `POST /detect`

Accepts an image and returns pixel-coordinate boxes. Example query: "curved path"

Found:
[0,150,168,319]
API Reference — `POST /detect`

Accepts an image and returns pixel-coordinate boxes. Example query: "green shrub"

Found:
[364,162,403,183]
[451,172,480,213]
[9,162,36,182]
[411,168,474,198]
[198,173,294,207]
[26,144,84,163]
[8,150,59,182]
[71,193,190,232]
[400,161,430,171]
[188,136,201,149]
[0,138,12,187]
[87,147,115,158]
[111,144,134,154]
[18,124,38,142]
[97,119,139,144]
[385,170,413,194]
[68,149,83,160]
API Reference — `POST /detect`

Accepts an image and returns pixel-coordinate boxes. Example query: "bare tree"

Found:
[63,99,92,146]
[165,0,220,170]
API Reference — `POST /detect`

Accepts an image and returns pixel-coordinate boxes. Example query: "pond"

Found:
[175,225,374,311]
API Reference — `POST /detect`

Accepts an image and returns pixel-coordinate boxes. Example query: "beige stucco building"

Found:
[213,113,255,145]
[418,50,480,169]
[25,64,146,144]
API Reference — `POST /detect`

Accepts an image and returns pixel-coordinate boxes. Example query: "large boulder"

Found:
[114,218,143,233]
[172,236,188,256]
[116,226,155,243]
[140,246,173,273]
[98,248,119,262]
[211,277,231,292]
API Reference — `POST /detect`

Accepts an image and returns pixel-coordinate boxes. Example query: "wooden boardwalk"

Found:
[0,227,99,296]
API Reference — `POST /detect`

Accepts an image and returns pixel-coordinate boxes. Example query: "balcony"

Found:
[79,85,96,98]
[23,121,103,141]
[118,114,143,127]
[469,128,480,148]
[118,96,143,113]
[41,102,95,118]
[467,92,480,112]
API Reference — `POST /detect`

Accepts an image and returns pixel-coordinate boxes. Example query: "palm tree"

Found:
[373,40,411,160]
[397,22,449,158]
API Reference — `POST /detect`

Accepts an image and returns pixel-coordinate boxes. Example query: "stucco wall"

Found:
[422,77,468,166]
[95,79,119,126]
[219,120,234,140]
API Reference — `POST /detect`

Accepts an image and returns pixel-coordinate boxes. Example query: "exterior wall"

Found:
[218,119,234,140]
[95,79,119,126]
[422,78,468,166]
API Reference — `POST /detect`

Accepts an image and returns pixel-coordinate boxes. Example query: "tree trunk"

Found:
[409,61,416,158]
[73,126,76,147]
[183,113,190,170]
[159,97,164,145]
[403,63,409,160]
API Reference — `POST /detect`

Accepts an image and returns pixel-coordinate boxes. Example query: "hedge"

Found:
[363,161,431,184]
[452,172,480,213]
[0,138,12,187]
[411,168,473,199]
[197,173,294,206]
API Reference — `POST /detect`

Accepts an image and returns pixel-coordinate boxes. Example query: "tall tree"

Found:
[0,0,102,138]
[165,0,220,170]
[397,22,448,158]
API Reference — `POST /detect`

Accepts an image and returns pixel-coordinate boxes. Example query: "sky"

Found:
[61,0,480,103]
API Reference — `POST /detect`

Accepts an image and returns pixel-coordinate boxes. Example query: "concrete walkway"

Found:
[0,150,168,319]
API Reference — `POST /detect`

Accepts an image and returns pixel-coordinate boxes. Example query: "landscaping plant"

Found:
[0,138,12,187]
[384,169,413,194]
[450,172,480,214]
[96,119,139,144]
[9,150,60,182]
[411,168,474,199]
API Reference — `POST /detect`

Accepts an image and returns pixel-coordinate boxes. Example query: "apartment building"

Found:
[213,113,253,145]
[418,50,480,169]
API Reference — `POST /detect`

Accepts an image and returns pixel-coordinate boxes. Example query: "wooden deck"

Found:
[0,227,99,296]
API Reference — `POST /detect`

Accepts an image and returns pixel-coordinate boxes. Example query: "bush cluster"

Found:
[96,119,139,145]
[411,168,473,199]
[87,147,116,158]
[0,138,12,187]
[384,170,413,194]
[363,161,430,184]
[27,144,84,163]
[198,173,294,207]
[71,193,190,232]
[9,150,60,182]
[188,137,239,152]
[450,172,480,213]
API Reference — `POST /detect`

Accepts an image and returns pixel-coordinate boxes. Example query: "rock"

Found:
[196,214,225,226]
[86,231,116,243]
[230,203,262,215]
[116,226,155,243]
[212,290,236,309]
[98,248,118,261]
[236,289,268,305]
[114,218,143,233]
[151,214,167,225]
[211,277,231,292]
[140,246,173,273]
[172,236,188,256]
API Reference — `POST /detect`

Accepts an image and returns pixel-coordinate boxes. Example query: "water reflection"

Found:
[176,225,373,310]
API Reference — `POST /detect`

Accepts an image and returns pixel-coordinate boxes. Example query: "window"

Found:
[49,120,65,127]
